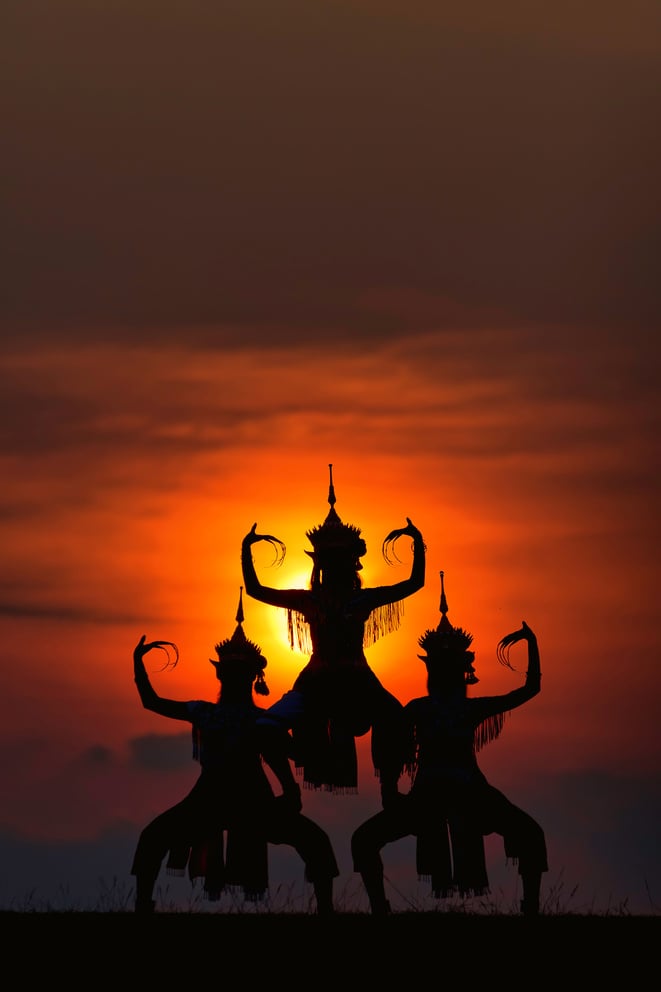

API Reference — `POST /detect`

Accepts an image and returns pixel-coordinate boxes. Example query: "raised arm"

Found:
[497,621,541,691]
[371,517,426,607]
[470,623,541,726]
[522,621,541,692]
[133,635,190,721]
[241,523,306,609]
[481,620,542,716]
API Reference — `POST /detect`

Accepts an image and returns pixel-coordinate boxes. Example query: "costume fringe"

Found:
[287,610,312,654]
[286,601,403,653]
[301,779,358,796]
[364,602,402,647]
[474,712,507,752]
[166,867,186,878]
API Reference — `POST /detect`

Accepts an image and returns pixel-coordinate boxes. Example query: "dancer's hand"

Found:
[242,523,286,564]
[382,517,425,564]
[496,621,536,669]
[500,621,536,646]
[384,517,422,541]
[243,522,274,545]
[133,635,179,668]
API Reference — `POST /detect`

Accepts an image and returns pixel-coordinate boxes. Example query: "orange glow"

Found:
[1,336,658,911]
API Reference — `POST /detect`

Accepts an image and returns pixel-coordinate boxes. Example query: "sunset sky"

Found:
[2,2,659,914]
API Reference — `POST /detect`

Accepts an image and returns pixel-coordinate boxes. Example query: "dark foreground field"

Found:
[2,910,656,981]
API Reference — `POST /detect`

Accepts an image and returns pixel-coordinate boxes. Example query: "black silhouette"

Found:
[241,464,426,795]
[130,590,339,914]
[351,571,548,916]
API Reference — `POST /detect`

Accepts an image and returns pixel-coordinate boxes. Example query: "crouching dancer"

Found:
[130,589,339,914]
[351,571,548,917]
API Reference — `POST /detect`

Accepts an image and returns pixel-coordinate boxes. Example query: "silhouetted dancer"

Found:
[241,464,426,796]
[130,589,339,914]
[351,571,548,916]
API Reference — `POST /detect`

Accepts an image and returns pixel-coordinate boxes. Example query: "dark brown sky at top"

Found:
[3,0,659,344]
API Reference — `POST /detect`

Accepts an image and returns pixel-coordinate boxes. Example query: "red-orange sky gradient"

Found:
[2,2,659,914]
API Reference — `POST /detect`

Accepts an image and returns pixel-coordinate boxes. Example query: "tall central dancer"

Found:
[241,464,426,796]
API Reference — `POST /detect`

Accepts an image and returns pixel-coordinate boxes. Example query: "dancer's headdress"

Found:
[305,464,367,561]
[210,587,269,695]
[417,571,478,684]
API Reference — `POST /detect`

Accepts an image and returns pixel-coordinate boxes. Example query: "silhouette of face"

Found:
[211,653,261,688]
[319,560,363,594]
[425,648,478,689]
[305,547,362,589]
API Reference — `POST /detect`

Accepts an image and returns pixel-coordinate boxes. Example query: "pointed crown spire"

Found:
[418,571,478,683]
[305,464,367,559]
[210,587,269,693]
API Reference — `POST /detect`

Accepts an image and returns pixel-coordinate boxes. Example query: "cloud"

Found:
[80,745,113,766]
[3,2,659,340]
[128,733,193,772]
